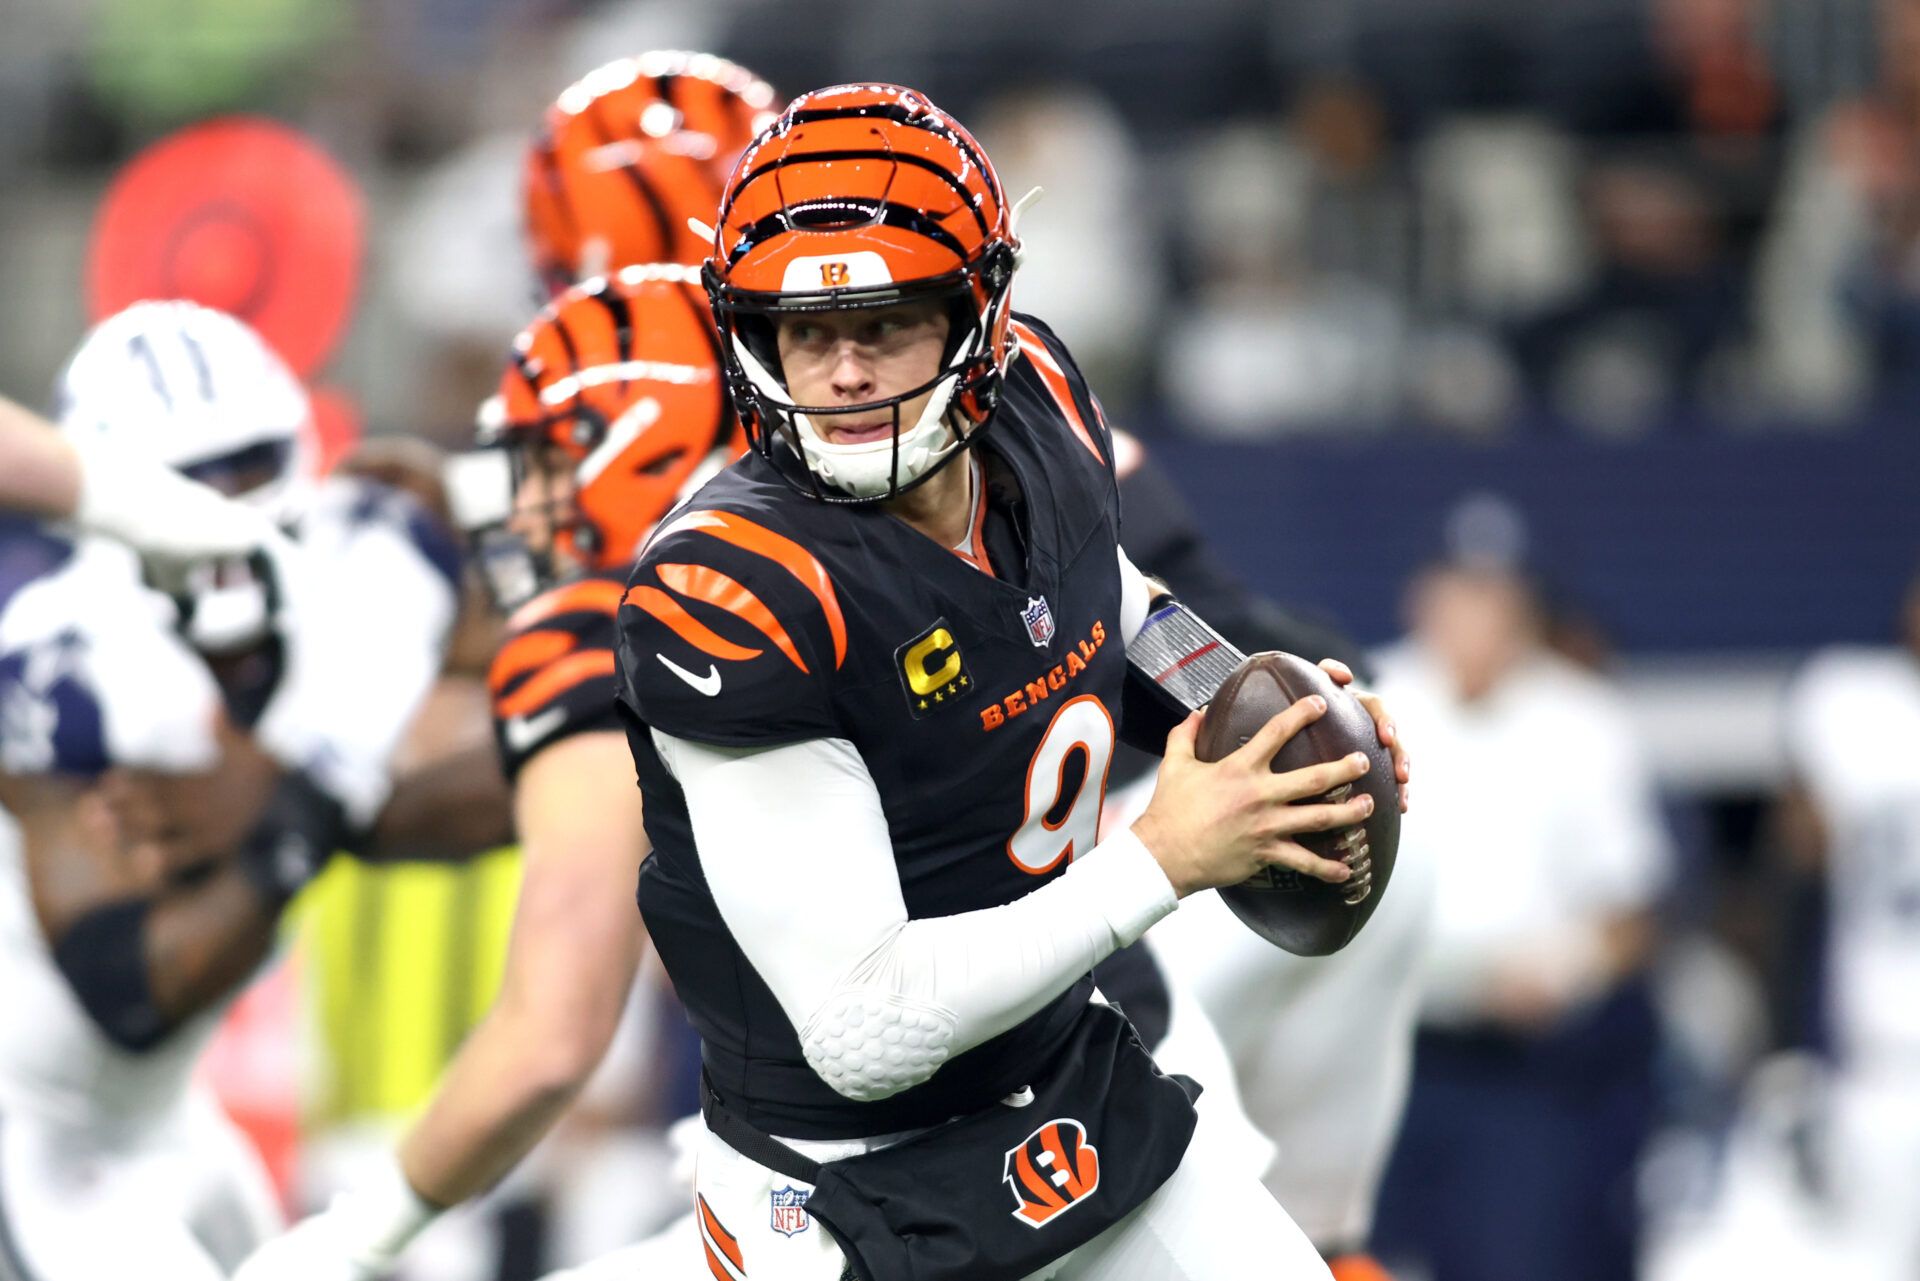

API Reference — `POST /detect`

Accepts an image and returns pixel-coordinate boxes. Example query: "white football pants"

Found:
[0,1088,281,1279]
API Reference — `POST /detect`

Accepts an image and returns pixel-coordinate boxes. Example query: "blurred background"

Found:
[2,0,1917,1278]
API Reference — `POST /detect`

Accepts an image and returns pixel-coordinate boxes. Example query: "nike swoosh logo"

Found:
[657,653,722,697]
[502,705,569,752]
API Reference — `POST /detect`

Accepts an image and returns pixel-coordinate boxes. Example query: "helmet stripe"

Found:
[782,103,995,191]
[583,103,676,264]
[725,200,968,270]
[733,149,990,239]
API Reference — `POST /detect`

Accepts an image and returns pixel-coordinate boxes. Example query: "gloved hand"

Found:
[72,444,277,568]
[232,1156,439,1281]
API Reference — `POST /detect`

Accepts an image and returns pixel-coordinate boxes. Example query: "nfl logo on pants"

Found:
[770,1185,812,1237]
[1022,596,1055,649]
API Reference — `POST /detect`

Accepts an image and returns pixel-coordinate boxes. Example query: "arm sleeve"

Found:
[653,728,1176,1101]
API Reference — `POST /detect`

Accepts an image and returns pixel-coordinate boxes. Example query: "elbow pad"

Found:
[50,898,171,1053]
[798,989,958,1102]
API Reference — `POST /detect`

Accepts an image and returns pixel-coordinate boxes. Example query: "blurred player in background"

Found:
[1112,433,1432,1280]
[240,55,782,1279]
[1370,546,1671,1281]
[0,302,456,1278]
[234,265,744,1281]
[1779,564,1920,1278]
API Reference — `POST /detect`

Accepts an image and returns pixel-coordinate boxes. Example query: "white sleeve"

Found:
[1117,545,1153,645]
[653,728,1177,1102]
[256,483,456,824]
[1557,700,1672,914]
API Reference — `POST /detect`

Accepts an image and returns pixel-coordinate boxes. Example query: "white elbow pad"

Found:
[799,989,958,1102]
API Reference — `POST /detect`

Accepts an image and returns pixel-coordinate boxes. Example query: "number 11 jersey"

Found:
[615,315,1132,1140]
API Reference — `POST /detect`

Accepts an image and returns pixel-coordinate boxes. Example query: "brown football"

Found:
[1194,651,1400,956]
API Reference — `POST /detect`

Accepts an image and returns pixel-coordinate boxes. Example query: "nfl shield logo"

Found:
[770,1185,811,1237]
[1021,596,1055,649]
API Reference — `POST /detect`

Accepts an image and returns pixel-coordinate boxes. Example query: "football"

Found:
[1195,651,1401,956]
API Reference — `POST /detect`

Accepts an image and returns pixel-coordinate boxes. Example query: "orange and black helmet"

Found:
[704,83,1022,502]
[482,263,741,584]
[523,51,781,292]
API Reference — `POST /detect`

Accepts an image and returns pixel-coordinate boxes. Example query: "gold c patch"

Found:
[896,618,972,719]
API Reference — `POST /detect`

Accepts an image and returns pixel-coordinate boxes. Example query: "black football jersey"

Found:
[616,315,1137,1139]
[490,571,627,779]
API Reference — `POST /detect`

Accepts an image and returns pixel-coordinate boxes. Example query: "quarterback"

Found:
[617,84,1407,1280]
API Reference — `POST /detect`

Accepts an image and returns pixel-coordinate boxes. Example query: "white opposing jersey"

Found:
[0,534,229,1130]
[1372,644,1671,1027]
[1784,646,1920,1065]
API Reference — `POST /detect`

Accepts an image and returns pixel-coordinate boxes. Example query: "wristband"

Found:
[235,770,350,908]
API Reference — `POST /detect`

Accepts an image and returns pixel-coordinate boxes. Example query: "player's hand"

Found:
[72,446,279,573]
[1132,701,1375,898]
[1318,658,1410,813]
[230,1212,387,1281]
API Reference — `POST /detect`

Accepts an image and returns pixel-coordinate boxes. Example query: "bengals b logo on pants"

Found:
[1003,1118,1101,1227]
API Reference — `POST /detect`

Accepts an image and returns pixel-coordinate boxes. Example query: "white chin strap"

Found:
[736,337,972,500]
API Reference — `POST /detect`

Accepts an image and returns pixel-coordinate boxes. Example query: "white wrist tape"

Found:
[331,1151,442,1266]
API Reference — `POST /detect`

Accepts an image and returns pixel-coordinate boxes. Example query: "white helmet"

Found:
[57,300,314,524]
[56,301,314,651]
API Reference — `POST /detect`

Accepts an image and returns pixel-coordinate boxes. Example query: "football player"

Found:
[232,54,786,1279]
[1780,565,1920,1276]
[0,302,456,1279]
[614,84,1408,1280]
[231,265,744,1281]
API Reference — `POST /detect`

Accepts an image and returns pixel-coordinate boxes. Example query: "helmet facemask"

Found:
[708,241,1016,504]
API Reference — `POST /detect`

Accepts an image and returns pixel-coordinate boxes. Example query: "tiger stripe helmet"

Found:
[482,263,742,584]
[704,83,1022,503]
[523,51,781,293]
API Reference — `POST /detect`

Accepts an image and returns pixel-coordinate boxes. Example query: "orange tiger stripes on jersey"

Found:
[649,509,847,667]
[490,576,626,723]
[623,584,764,662]
[696,1193,744,1278]
[1011,321,1103,463]
[494,650,617,719]
[488,630,576,696]
[505,578,626,634]
[654,561,809,673]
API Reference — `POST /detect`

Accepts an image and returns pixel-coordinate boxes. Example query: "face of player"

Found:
[773,301,950,445]
[508,441,578,570]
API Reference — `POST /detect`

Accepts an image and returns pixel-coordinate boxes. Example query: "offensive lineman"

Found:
[232,265,745,1281]
[230,55,782,1281]
[615,84,1408,1279]
[0,302,456,1278]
